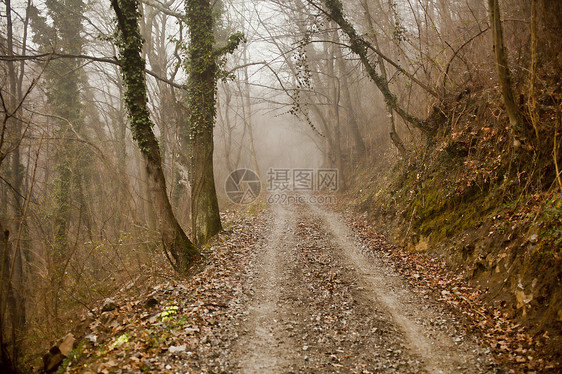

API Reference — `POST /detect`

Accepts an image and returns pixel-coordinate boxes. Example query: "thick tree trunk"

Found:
[186,0,222,245]
[0,223,16,373]
[6,0,24,217]
[3,2,26,366]
[488,0,523,136]
[190,129,222,245]
[111,0,198,273]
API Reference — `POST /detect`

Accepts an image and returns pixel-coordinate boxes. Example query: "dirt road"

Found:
[225,204,499,373]
[71,203,504,373]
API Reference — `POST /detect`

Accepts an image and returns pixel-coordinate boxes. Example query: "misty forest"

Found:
[1,0,561,372]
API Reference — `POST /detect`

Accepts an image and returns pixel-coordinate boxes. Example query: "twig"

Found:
[554,126,562,191]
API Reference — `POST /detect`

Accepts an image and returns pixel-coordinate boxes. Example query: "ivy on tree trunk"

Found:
[185,0,223,245]
[318,0,436,137]
[111,0,198,273]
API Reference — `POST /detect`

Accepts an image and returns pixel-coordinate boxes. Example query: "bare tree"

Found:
[111,0,199,273]
[488,0,523,140]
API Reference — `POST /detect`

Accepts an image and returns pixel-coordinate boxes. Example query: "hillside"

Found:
[349,82,562,362]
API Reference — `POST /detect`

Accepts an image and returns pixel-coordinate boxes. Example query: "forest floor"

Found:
[59,202,560,373]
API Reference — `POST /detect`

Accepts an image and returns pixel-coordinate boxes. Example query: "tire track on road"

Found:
[233,205,298,373]
[310,204,498,373]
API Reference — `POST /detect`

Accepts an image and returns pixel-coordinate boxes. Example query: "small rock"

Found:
[101,298,117,312]
[185,327,200,334]
[169,345,187,354]
[85,333,97,345]
[529,234,538,244]
[59,333,75,356]
[42,333,75,373]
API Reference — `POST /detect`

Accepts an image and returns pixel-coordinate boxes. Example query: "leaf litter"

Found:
[59,205,560,373]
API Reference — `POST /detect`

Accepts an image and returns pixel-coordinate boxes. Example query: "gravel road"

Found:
[223,204,499,373]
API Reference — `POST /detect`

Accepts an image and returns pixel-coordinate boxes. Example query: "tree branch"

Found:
[442,27,490,90]
[226,61,266,75]
[310,0,434,135]
[0,52,187,90]
[141,0,184,19]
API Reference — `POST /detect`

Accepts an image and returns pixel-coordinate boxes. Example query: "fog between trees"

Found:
[1,0,560,370]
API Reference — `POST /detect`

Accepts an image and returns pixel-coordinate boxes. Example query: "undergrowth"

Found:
[350,77,561,341]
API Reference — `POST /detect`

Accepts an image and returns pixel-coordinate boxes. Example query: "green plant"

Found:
[159,305,179,322]
[57,341,86,373]
[109,332,131,349]
[538,195,562,256]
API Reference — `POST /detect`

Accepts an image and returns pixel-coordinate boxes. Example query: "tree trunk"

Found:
[320,0,434,137]
[362,0,407,156]
[529,0,540,143]
[4,2,27,366]
[488,0,523,136]
[243,46,261,176]
[326,38,346,191]
[334,30,367,158]
[111,0,198,273]
[0,222,17,373]
[190,129,222,246]
[186,0,222,245]
[30,0,88,317]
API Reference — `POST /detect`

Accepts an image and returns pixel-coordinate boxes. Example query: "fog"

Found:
[2,0,526,368]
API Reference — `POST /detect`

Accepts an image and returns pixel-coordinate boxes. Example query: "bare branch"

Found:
[141,0,184,19]
[0,52,187,90]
